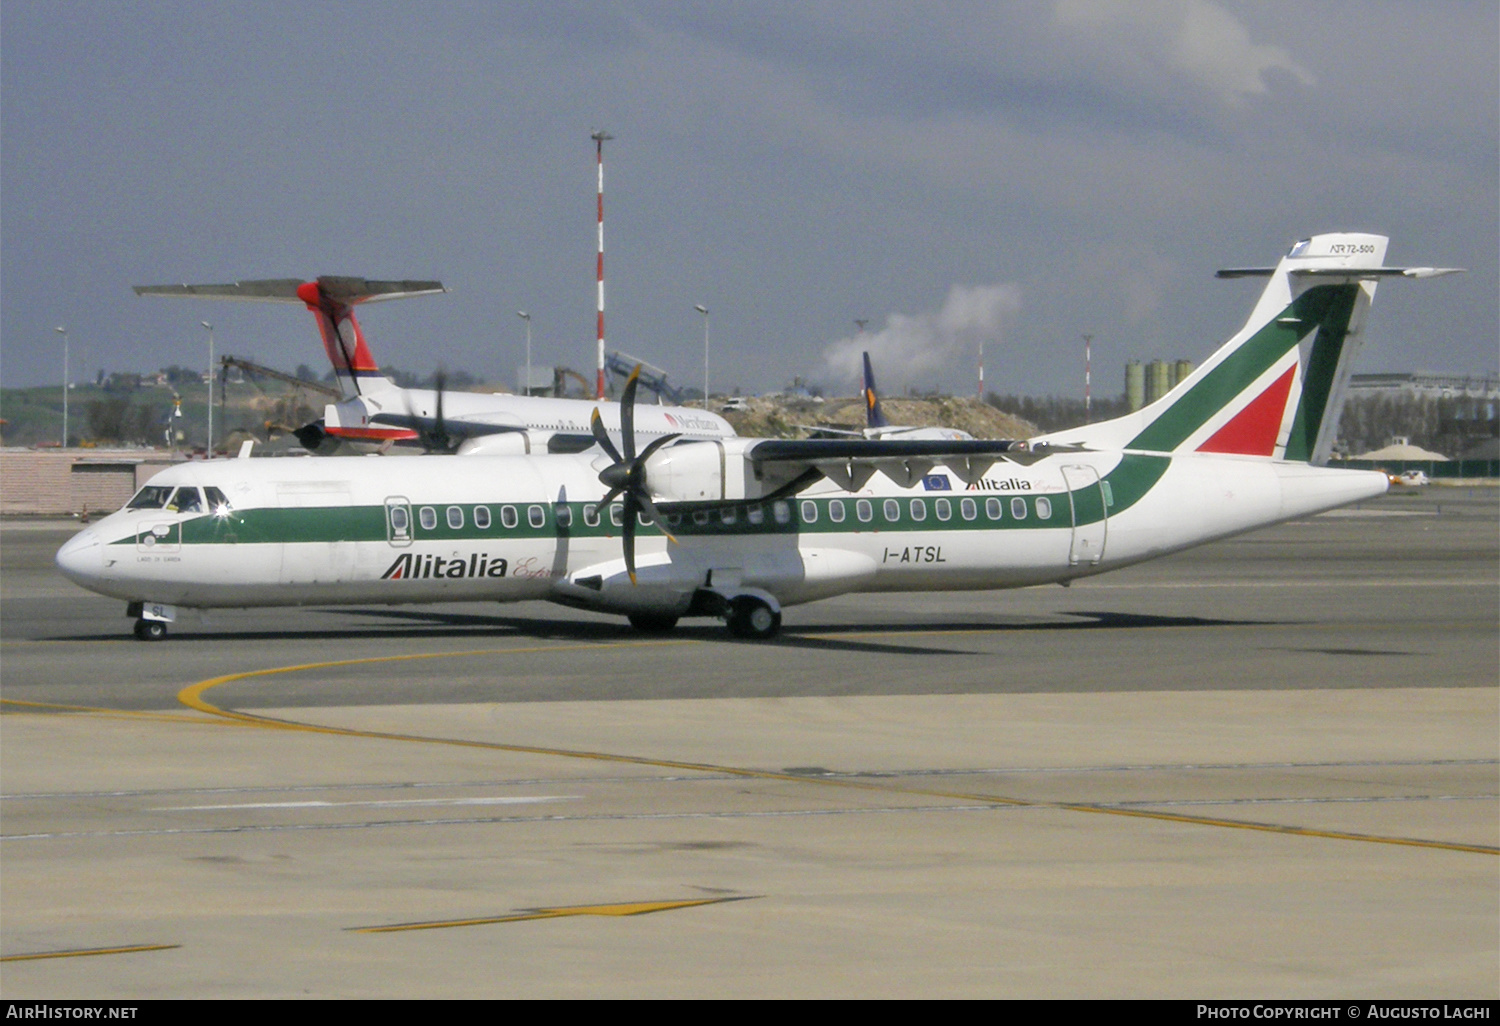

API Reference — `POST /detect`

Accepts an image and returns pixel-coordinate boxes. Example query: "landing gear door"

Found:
[1061,465,1107,566]
[385,497,414,547]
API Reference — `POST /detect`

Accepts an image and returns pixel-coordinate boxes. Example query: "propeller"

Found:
[590,365,680,583]
[410,371,461,454]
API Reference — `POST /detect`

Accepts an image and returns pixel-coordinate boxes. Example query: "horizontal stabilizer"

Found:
[1217,266,1463,280]
[134,277,446,305]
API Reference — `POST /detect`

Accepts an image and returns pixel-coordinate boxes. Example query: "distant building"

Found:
[1347,373,1498,400]
[1125,358,1194,411]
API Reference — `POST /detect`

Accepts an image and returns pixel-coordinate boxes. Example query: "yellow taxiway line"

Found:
[349,897,752,933]
[173,644,1498,858]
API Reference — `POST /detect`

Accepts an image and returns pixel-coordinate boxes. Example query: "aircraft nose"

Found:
[55,527,103,585]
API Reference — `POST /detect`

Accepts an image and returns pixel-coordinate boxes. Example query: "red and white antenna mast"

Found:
[592,129,613,400]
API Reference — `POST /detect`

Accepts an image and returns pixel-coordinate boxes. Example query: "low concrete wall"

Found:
[0,448,182,515]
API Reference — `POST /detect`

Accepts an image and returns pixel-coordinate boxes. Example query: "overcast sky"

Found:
[3,1,1495,400]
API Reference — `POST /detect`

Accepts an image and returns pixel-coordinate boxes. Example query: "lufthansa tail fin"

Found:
[861,352,890,429]
[1035,234,1459,464]
[133,277,446,398]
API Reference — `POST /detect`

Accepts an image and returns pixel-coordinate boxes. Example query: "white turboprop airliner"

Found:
[133,276,735,455]
[72,234,1456,641]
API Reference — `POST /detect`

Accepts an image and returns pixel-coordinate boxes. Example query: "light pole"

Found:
[517,310,532,396]
[201,321,215,456]
[55,326,68,447]
[1082,333,1093,424]
[694,304,709,409]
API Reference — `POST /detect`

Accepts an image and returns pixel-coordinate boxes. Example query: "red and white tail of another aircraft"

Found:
[134,276,736,454]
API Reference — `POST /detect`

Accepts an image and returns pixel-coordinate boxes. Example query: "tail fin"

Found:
[1037,233,1459,464]
[861,352,890,429]
[133,277,446,398]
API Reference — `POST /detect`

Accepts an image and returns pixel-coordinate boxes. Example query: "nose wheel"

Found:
[133,618,168,641]
[727,595,781,640]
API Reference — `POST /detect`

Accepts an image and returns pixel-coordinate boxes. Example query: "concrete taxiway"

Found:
[1,489,1496,997]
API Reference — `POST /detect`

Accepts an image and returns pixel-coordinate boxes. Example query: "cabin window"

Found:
[610,505,623,528]
[960,497,978,521]
[389,506,410,534]
[773,501,791,525]
[446,506,464,530]
[473,505,491,529]
[985,497,1002,520]
[856,499,873,523]
[800,500,818,524]
[1010,497,1028,520]
[882,499,900,522]
[637,509,652,526]
[747,505,765,525]
[1036,497,1052,520]
[419,506,438,531]
[827,500,845,523]
[501,505,519,529]
[583,504,599,527]
[125,485,173,510]
[719,507,737,525]
[935,498,952,522]
[909,499,927,521]
[693,509,711,526]
[555,505,573,528]
[666,512,682,527]
[528,505,546,529]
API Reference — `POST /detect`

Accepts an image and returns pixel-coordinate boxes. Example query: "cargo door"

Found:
[1061,465,1107,566]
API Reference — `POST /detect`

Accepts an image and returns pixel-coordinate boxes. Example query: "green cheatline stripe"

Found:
[111,454,1171,548]
[1127,285,1359,453]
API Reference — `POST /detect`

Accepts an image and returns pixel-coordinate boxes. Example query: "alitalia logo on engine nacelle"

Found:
[382,553,508,580]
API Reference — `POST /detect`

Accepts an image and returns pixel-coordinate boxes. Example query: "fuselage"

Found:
[56,444,1388,619]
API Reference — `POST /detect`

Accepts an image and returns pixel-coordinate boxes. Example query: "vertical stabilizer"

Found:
[1037,234,1457,464]
[862,352,890,429]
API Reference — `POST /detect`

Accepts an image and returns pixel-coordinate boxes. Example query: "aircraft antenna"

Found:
[592,129,613,400]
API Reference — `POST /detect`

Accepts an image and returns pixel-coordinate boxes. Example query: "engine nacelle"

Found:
[456,432,533,456]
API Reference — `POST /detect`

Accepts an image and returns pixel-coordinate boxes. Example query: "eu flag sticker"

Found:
[921,474,951,491]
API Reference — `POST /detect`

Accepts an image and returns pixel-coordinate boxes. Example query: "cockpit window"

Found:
[204,486,232,515]
[171,488,203,513]
[126,485,174,510]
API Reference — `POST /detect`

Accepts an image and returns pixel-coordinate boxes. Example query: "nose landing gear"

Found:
[133,618,168,641]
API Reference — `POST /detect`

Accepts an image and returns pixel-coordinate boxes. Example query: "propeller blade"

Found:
[590,408,623,463]
[635,493,678,546]
[621,493,638,584]
[620,365,641,461]
[635,432,681,465]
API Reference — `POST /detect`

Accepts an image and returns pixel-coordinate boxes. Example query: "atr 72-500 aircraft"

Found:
[134,276,735,454]
[71,234,1456,641]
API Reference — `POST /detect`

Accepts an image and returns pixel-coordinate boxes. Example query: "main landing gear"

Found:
[727,595,781,640]
[625,592,783,640]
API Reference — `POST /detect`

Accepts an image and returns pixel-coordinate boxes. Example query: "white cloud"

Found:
[820,282,1023,392]
[1055,0,1315,104]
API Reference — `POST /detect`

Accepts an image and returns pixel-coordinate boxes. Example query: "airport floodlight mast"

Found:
[592,129,613,400]
[1085,333,1094,422]
[202,321,215,456]
[517,310,531,395]
[695,304,709,409]
[55,326,68,447]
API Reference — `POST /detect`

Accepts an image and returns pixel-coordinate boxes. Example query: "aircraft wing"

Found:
[741,437,1066,493]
